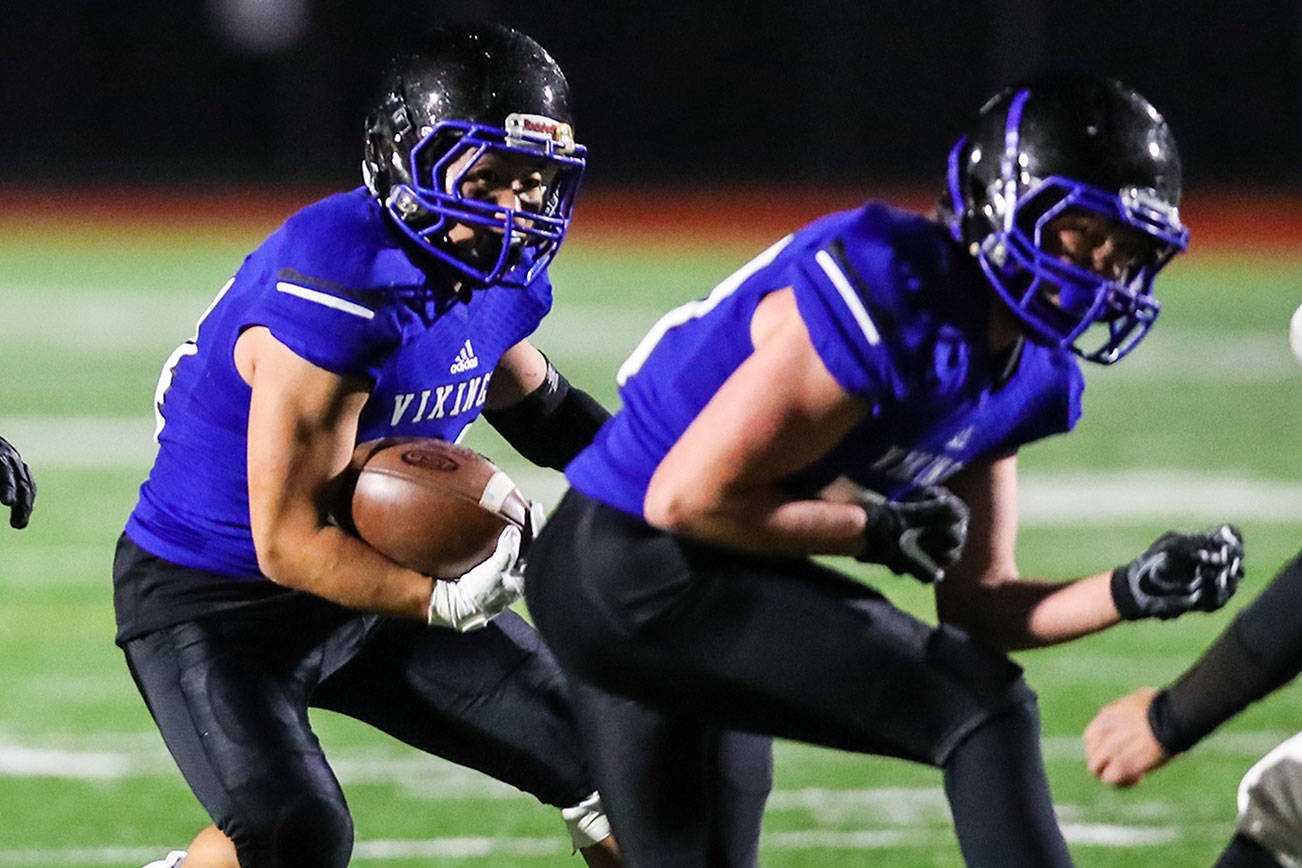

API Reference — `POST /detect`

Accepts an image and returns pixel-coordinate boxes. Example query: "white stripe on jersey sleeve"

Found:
[813,249,880,346]
[275,282,375,320]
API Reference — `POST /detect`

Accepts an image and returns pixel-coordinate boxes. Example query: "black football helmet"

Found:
[939,73,1189,363]
[363,24,587,287]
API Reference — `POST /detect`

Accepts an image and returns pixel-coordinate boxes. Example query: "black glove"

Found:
[855,485,969,583]
[1111,524,1244,620]
[0,435,34,529]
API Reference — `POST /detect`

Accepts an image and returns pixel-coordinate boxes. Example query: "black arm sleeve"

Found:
[482,358,611,471]
[1148,549,1302,754]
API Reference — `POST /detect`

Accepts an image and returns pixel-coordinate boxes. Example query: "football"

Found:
[343,437,529,578]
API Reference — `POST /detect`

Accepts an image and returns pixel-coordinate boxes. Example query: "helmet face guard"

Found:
[945,83,1190,365]
[384,115,587,287]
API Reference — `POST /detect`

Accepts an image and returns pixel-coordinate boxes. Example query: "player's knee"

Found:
[229,792,353,868]
[1235,733,1302,866]
[971,686,1040,737]
[939,690,1044,789]
[927,623,1037,756]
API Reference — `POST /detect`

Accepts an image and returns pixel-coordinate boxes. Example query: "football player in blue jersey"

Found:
[120,25,622,868]
[521,73,1245,867]
[0,435,34,528]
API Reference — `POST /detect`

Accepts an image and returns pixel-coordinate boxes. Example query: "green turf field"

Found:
[0,216,1299,866]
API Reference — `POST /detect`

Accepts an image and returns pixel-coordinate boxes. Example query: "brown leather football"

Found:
[345,437,528,578]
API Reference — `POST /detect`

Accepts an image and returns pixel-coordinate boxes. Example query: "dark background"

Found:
[4,0,1298,193]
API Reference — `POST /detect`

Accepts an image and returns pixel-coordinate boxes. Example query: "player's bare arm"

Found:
[935,453,1120,650]
[937,454,1244,651]
[644,287,871,556]
[484,339,550,407]
[236,325,435,618]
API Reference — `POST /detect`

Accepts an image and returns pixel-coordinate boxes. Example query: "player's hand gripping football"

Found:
[0,435,35,529]
[427,524,524,631]
[425,501,546,632]
[1111,524,1244,620]
[855,485,969,583]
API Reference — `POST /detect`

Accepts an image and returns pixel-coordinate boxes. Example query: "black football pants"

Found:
[121,558,597,868]
[525,489,1072,867]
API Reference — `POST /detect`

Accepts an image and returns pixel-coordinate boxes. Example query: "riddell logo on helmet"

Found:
[505,113,575,151]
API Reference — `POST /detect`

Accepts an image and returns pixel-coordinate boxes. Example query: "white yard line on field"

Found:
[5,729,1291,784]
[0,731,1239,862]
[1097,330,1301,383]
[0,275,1296,379]
[0,416,159,470]
[1057,823,1180,846]
[0,743,139,779]
[766,786,951,823]
[354,837,561,858]
[4,414,1299,524]
[1018,470,1302,524]
[0,825,1210,865]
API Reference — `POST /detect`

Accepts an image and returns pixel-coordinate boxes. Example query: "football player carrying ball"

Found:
[121,24,621,868]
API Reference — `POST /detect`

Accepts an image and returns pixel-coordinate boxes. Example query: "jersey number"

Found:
[616,235,792,385]
[153,278,234,440]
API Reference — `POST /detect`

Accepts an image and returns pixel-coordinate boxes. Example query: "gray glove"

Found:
[1112,524,1244,620]
[855,485,969,583]
[0,435,34,529]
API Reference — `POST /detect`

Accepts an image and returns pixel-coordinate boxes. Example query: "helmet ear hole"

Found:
[417,130,470,192]
[363,131,393,198]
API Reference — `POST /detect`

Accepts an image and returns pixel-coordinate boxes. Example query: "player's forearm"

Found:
[940,570,1119,651]
[256,524,433,619]
[1150,550,1302,753]
[644,485,866,557]
[1016,571,1122,647]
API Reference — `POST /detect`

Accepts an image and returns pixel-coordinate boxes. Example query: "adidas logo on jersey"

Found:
[450,340,479,374]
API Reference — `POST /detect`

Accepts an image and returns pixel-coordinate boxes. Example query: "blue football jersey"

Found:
[126,188,553,578]
[566,203,1083,518]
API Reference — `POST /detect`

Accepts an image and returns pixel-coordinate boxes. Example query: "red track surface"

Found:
[1,187,1299,253]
